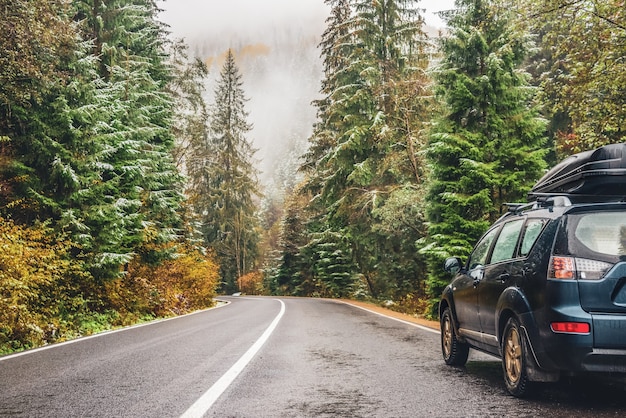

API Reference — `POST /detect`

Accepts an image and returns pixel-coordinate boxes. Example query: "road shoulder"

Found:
[338,299,439,330]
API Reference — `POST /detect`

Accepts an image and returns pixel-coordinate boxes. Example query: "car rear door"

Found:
[477,219,525,346]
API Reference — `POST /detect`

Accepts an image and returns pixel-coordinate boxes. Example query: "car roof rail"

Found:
[504,202,536,214]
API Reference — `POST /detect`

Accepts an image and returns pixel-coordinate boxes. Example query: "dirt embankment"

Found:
[339,299,439,330]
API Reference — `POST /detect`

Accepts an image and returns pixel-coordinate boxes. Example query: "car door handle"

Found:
[499,273,510,283]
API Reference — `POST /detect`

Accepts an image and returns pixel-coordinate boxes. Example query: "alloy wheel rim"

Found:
[443,316,452,357]
[504,327,522,383]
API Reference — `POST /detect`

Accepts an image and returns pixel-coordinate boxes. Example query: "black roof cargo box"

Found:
[529,143,626,202]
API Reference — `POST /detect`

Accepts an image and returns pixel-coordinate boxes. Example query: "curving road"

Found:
[1,296,625,417]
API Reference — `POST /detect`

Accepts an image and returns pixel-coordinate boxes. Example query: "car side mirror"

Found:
[444,257,463,274]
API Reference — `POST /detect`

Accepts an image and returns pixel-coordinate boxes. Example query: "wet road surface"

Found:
[1,296,625,417]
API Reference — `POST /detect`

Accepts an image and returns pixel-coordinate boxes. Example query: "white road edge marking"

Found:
[0,301,231,363]
[180,299,286,418]
[341,301,440,335]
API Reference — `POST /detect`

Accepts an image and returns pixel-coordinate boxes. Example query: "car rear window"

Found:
[574,212,626,257]
[520,219,547,257]
[490,220,524,264]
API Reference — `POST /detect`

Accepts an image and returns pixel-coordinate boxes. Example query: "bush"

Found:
[0,218,88,353]
[237,271,265,295]
[108,245,220,318]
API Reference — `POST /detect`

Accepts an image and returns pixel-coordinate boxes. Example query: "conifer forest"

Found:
[1,0,625,353]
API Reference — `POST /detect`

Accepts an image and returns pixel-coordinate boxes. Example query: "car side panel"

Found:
[450,270,482,342]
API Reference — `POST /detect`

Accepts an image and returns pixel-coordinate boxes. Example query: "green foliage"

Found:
[277,0,433,304]
[421,0,548,308]
[0,0,219,353]
[517,0,626,156]
[189,49,261,292]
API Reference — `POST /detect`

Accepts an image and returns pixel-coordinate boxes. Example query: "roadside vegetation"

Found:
[1,0,625,352]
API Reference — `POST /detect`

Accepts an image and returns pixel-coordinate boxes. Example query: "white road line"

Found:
[341,301,441,335]
[180,299,286,418]
[0,301,231,362]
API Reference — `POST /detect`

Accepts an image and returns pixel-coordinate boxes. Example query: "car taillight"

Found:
[575,258,613,280]
[551,322,590,334]
[549,256,612,280]
[549,256,575,279]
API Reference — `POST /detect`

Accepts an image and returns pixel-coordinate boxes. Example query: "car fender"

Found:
[495,286,532,343]
[439,284,462,335]
[495,287,560,379]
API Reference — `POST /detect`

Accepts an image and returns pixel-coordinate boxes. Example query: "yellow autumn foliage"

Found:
[107,245,220,319]
[237,271,265,295]
[0,217,221,354]
[0,217,86,352]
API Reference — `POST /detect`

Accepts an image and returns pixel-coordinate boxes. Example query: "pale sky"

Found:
[156,0,457,185]
[158,0,456,40]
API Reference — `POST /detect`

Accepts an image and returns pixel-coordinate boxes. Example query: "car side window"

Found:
[490,220,524,264]
[520,219,546,257]
[468,227,499,269]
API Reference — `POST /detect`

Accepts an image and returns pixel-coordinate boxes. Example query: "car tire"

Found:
[440,307,469,366]
[502,317,533,397]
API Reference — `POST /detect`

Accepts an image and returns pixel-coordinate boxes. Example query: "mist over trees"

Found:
[266,0,626,314]
[192,50,261,293]
[1,0,625,352]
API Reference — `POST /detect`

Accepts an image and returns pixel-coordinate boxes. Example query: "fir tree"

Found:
[196,50,261,292]
[421,0,547,310]
[299,0,431,299]
[70,0,184,277]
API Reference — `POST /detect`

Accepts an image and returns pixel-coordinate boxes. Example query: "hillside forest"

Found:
[1,0,625,353]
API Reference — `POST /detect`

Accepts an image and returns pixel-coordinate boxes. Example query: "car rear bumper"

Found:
[526,310,626,374]
[581,348,626,373]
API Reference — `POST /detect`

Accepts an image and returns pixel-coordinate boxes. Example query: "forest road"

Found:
[1,296,626,417]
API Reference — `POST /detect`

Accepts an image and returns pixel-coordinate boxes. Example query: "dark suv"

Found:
[439,143,626,396]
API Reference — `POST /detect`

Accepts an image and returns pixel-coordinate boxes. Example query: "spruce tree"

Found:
[297,0,431,299]
[0,0,77,222]
[197,50,261,293]
[421,0,547,309]
[69,0,184,277]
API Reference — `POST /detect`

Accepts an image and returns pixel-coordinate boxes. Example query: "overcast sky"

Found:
[156,0,457,185]
[157,0,456,40]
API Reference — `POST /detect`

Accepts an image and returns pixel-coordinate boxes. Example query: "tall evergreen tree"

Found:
[292,0,431,300]
[340,0,428,297]
[0,0,77,222]
[196,50,261,292]
[68,0,184,277]
[421,0,547,310]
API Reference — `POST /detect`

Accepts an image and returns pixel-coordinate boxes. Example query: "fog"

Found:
[157,0,455,189]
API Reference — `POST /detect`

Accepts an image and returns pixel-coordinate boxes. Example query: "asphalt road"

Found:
[1,296,626,417]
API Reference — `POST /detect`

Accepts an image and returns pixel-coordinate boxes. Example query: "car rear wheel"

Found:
[502,317,533,397]
[441,307,469,366]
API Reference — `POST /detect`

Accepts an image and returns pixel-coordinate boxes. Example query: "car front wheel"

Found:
[440,307,469,366]
[502,317,533,397]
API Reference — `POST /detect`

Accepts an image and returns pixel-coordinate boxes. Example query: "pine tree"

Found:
[298,0,431,299]
[196,50,261,292]
[421,0,547,310]
[68,0,184,277]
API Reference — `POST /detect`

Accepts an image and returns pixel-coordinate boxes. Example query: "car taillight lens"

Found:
[549,256,613,280]
[551,322,590,334]
[550,256,575,279]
